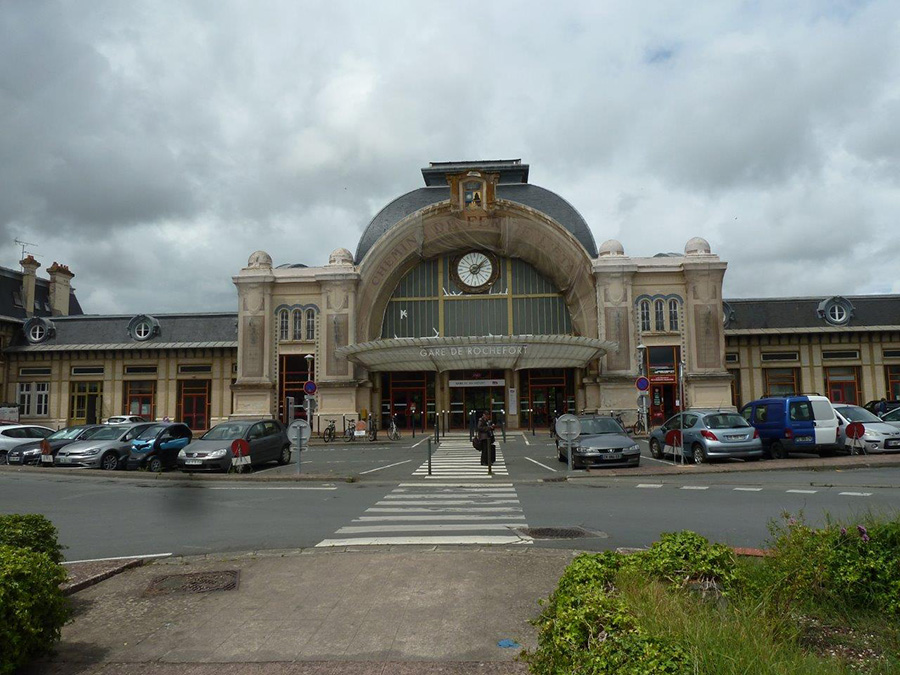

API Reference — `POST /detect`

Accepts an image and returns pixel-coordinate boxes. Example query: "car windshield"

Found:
[580,418,625,435]
[201,423,249,441]
[48,426,91,440]
[882,408,900,422]
[837,406,881,423]
[136,424,166,440]
[704,413,750,429]
[82,426,127,441]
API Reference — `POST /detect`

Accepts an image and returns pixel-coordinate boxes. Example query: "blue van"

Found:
[739,395,840,459]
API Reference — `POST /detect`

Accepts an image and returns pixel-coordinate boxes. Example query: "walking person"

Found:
[476,410,495,466]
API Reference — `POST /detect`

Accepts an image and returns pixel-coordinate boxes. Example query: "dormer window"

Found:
[23,317,54,344]
[817,297,854,326]
[127,314,160,341]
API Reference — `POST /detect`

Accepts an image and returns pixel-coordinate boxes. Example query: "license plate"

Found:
[795,436,813,443]
[726,435,746,440]
[9,457,21,464]
[886,440,900,448]
[185,459,202,465]
[41,455,53,464]
[604,453,623,460]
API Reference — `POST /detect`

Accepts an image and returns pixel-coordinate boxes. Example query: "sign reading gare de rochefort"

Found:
[18,159,893,434]
[231,158,731,432]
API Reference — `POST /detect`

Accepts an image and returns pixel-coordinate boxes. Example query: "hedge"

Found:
[0,513,65,563]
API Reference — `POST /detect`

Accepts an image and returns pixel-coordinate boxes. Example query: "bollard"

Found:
[427,437,432,476]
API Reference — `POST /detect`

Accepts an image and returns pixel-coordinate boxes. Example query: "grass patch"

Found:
[523,517,900,674]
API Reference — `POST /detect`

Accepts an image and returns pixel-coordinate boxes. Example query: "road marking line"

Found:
[207,486,338,490]
[63,552,172,565]
[642,456,672,465]
[399,482,514,487]
[410,437,431,448]
[637,484,663,489]
[354,515,526,521]
[367,506,523,513]
[376,499,520,506]
[681,486,709,490]
[384,493,517,499]
[316,535,531,547]
[336,523,523,534]
[839,491,872,497]
[524,456,558,472]
[522,435,530,445]
[733,487,763,492]
[786,489,818,494]
[359,459,414,475]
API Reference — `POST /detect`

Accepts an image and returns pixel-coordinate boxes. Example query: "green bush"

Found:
[640,531,739,591]
[0,545,70,675]
[765,513,900,615]
[0,513,65,563]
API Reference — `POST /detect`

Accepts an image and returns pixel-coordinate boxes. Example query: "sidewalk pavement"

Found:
[26,547,580,675]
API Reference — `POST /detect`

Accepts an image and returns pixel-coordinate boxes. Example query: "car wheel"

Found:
[148,456,163,473]
[0,450,7,465]
[692,444,706,465]
[100,452,119,471]
[649,439,663,459]
[278,445,291,465]
[772,442,787,459]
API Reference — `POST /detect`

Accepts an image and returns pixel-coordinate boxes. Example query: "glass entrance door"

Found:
[450,387,505,428]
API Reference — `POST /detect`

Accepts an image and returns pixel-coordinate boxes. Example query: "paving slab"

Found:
[25,548,578,675]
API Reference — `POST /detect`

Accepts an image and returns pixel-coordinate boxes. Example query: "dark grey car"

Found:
[177,419,291,472]
[556,415,641,469]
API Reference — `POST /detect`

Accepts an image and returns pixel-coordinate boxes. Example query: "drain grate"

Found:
[144,570,240,596]
[517,526,601,540]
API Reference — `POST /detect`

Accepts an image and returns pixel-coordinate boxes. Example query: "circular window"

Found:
[28,324,46,342]
[134,321,152,340]
[827,304,847,324]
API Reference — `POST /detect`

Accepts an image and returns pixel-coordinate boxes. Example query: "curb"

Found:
[0,464,351,483]
[61,558,145,596]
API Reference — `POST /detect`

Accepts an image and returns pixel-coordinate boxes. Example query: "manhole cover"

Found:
[144,570,240,596]
[516,526,600,539]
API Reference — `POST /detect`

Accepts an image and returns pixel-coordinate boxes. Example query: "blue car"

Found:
[126,423,193,472]
[739,395,839,459]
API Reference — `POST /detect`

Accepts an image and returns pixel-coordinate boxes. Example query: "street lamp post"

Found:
[636,343,647,434]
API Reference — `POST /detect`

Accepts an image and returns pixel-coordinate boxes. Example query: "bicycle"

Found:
[609,410,625,428]
[344,419,357,442]
[367,416,377,442]
[629,415,647,436]
[387,415,401,441]
[322,419,336,443]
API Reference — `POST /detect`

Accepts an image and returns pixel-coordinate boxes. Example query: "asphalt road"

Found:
[2,432,898,560]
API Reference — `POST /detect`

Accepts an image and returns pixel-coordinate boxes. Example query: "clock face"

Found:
[452,251,499,293]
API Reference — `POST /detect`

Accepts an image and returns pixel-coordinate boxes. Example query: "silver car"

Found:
[555,415,641,469]
[54,423,154,470]
[649,410,763,464]
[834,405,900,454]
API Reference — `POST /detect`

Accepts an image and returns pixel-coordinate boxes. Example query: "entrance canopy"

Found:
[336,335,616,372]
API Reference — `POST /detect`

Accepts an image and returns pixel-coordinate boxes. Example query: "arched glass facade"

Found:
[380,255,573,339]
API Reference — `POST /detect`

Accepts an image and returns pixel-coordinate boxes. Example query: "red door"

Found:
[179,380,210,431]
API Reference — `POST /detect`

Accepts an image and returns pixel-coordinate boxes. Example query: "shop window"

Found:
[654,300,665,331]
[292,310,303,340]
[306,309,316,340]
[279,309,289,341]
[668,300,679,331]
[124,380,156,419]
[17,382,48,417]
[639,300,651,332]
[887,365,900,399]
[764,368,800,396]
[825,366,859,405]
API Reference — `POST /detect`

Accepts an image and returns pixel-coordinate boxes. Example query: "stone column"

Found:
[231,251,277,419]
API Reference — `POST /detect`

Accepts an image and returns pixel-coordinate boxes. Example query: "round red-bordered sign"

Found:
[231,439,250,457]
[664,429,682,446]
[635,376,650,392]
[846,422,865,440]
[303,381,318,395]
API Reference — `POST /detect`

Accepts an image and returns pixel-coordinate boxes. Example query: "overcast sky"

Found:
[2,1,899,315]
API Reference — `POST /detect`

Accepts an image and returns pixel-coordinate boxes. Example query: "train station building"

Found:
[4,159,900,431]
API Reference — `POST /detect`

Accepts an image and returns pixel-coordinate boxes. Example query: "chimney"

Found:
[47,262,75,317]
[20,255,41,317]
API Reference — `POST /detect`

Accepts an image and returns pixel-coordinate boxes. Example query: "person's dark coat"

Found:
[477,416,495,466]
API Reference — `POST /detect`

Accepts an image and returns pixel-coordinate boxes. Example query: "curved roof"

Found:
[355,183,598,263]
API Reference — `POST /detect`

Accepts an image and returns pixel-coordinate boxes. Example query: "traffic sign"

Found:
[231,438,251,468]
[635,376,650,392]
[846,422,865,440]
[555,414,581,442]
[303,381,318,395]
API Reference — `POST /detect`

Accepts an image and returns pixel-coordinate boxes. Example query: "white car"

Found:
[0,424,56,463]
[105,415,147,425]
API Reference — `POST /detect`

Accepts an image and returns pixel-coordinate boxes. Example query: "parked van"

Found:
[739,395,840,459]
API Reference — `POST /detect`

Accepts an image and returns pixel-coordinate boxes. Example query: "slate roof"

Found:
[421,159,529,186]
[7,312,238,352]
[0,266,83,321]
[355,184,598,263]
[724,295,900,332]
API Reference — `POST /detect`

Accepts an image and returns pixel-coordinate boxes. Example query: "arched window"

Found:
[292,310,302,340]
[306,309,316,340]
[668,300,679,332]
[654,300,665,331]
[639,300,651,332]
[278,310,289,341]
